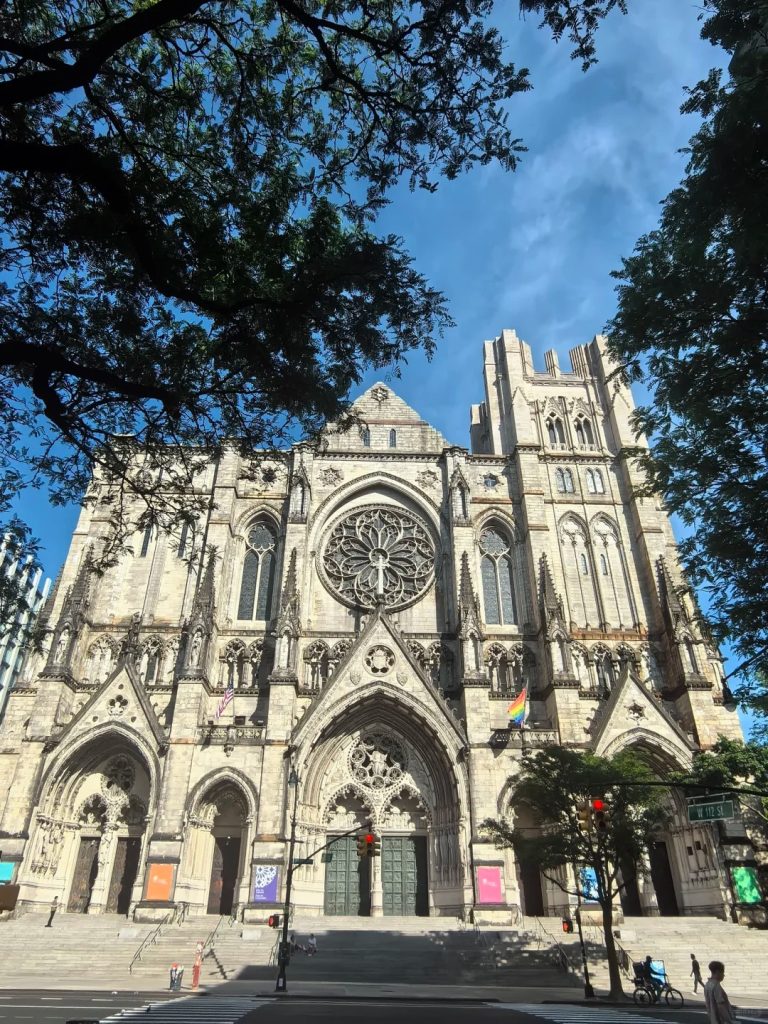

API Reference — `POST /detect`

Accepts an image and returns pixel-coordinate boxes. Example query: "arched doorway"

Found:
[184,782,248,916]
[25,737,152,915]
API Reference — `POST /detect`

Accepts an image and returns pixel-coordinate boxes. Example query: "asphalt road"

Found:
[1,991,763,1024]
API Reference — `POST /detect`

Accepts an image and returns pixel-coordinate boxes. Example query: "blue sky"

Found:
[16,1,751,730]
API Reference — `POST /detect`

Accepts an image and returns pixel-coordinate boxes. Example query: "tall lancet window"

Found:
[237,521,277,620]
[480,526,518,625]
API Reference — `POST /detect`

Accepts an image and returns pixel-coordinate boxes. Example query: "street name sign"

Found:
[687,797,735,823]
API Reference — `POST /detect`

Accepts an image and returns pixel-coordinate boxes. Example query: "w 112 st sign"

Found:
[687,795,735,823]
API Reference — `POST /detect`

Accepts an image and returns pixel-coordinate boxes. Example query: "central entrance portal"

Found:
[324,835,371,915]
[382,836,428,916]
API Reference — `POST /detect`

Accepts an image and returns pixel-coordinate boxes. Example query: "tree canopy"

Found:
[0,0,624,618]
[605,0,768,722]
[482,745,668,998]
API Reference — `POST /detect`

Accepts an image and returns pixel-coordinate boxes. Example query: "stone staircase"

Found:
[524,914,768,1002]
[257,914,573,987]
[0,912,277,989]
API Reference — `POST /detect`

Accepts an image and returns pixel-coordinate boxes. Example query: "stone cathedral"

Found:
[0,331,748,924]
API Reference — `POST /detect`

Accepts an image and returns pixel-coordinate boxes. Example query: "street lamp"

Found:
[275,765,299,992]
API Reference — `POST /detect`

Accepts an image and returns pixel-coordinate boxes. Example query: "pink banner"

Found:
[476,866,503,904]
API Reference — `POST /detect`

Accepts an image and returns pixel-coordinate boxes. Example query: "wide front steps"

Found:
[526,915,768,999]
[0,913,154,985]
[252,915,573,987]
[130,916,277,983]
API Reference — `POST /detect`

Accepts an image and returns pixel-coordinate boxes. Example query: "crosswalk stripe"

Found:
[491,1004,678,1024]
[98,996,271,1022]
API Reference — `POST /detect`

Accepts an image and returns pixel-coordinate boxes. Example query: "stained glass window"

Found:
[480,528,518,625]
[362,428,371,447]
[237,522,277,620]
[389,429,397,448]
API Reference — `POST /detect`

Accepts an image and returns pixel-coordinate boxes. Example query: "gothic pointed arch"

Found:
[477,517,520,627]
[590,512,637,628]
[558,512,601,628]
[185,766,259,824]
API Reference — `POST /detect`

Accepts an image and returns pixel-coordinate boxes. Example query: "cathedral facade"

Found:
[0,331,747,922]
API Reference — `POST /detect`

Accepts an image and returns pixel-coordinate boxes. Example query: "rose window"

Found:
[321,505,435,610]
[349,734,406,791]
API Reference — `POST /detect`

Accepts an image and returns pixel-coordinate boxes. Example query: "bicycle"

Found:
[632,960,685,1008]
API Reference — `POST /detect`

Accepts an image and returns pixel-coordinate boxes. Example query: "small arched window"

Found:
[579,553,589,575]
[139,522,153,558]
[593,469,605,493]
[555,468,574,494]
[237,521,278,620]
[480,527,518,625]
[600,553,609,576]
[586,470,596,494]
[388,429,397,448]
[575,416,595,446]
[362,428,371,447]
[546,416,565,445]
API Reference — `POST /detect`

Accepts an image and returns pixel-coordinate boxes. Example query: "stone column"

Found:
[370,847,383,917]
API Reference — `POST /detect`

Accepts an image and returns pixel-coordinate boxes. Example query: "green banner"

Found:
[731,866,762,905]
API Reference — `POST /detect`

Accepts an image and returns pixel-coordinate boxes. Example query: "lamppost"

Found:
[275,765,299,993]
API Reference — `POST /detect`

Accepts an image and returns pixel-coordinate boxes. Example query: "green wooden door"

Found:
[382,836,428,916]
[323,835,371,916]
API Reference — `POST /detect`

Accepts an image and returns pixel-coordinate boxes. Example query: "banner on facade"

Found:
[252,864,280,903]
[145,863,175,901]
[0,862,14,884]
[476,865,503,904]
[731,865,761,905]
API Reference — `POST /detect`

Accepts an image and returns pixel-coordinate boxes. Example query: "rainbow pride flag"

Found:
[507,687,527,727]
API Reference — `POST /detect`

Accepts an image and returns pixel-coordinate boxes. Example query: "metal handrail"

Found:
[129,920,165,974]
[532,916,577,979]
[202,914,225,959]
[175,902,189,926]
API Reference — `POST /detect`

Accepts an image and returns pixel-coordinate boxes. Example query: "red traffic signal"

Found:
[268,913,281,928]
[562,917,574,934]
[591,797,610,832]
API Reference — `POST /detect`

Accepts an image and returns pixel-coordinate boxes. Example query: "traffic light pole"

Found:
[274,805,361,994]
[275,774,300,993]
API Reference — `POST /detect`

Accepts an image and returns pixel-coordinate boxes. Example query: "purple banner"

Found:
[252,864,279,903]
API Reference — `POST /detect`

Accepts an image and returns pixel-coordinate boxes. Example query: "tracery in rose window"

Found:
[321,505,435,610]
[349,734,407,791]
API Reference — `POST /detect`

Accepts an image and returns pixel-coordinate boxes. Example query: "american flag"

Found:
[215,684,234,720]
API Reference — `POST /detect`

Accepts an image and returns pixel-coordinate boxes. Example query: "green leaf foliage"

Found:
[482,745,668,998]
[605,1,768,720]
[0,0,623,592]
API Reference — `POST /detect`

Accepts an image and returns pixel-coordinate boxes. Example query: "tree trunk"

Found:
[601,897,625,1000]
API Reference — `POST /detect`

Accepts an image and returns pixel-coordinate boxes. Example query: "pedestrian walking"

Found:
[691,953,704,993]
[45,896,58,928]
[307,933,317,957]
[704,960,736,1024]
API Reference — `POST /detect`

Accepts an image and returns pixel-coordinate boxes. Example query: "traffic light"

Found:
[562,917,574,934]
[356,833,370,859]
[268,913,281,928]
[576,801,593,832]
[371,834,381,857]
[592,797,610,833]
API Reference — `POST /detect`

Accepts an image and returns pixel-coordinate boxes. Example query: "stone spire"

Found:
[44,546,93,673]
[180,547,217,676]
[273,548,301,676]
[539,554,566,632]
[656,557,685,629]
